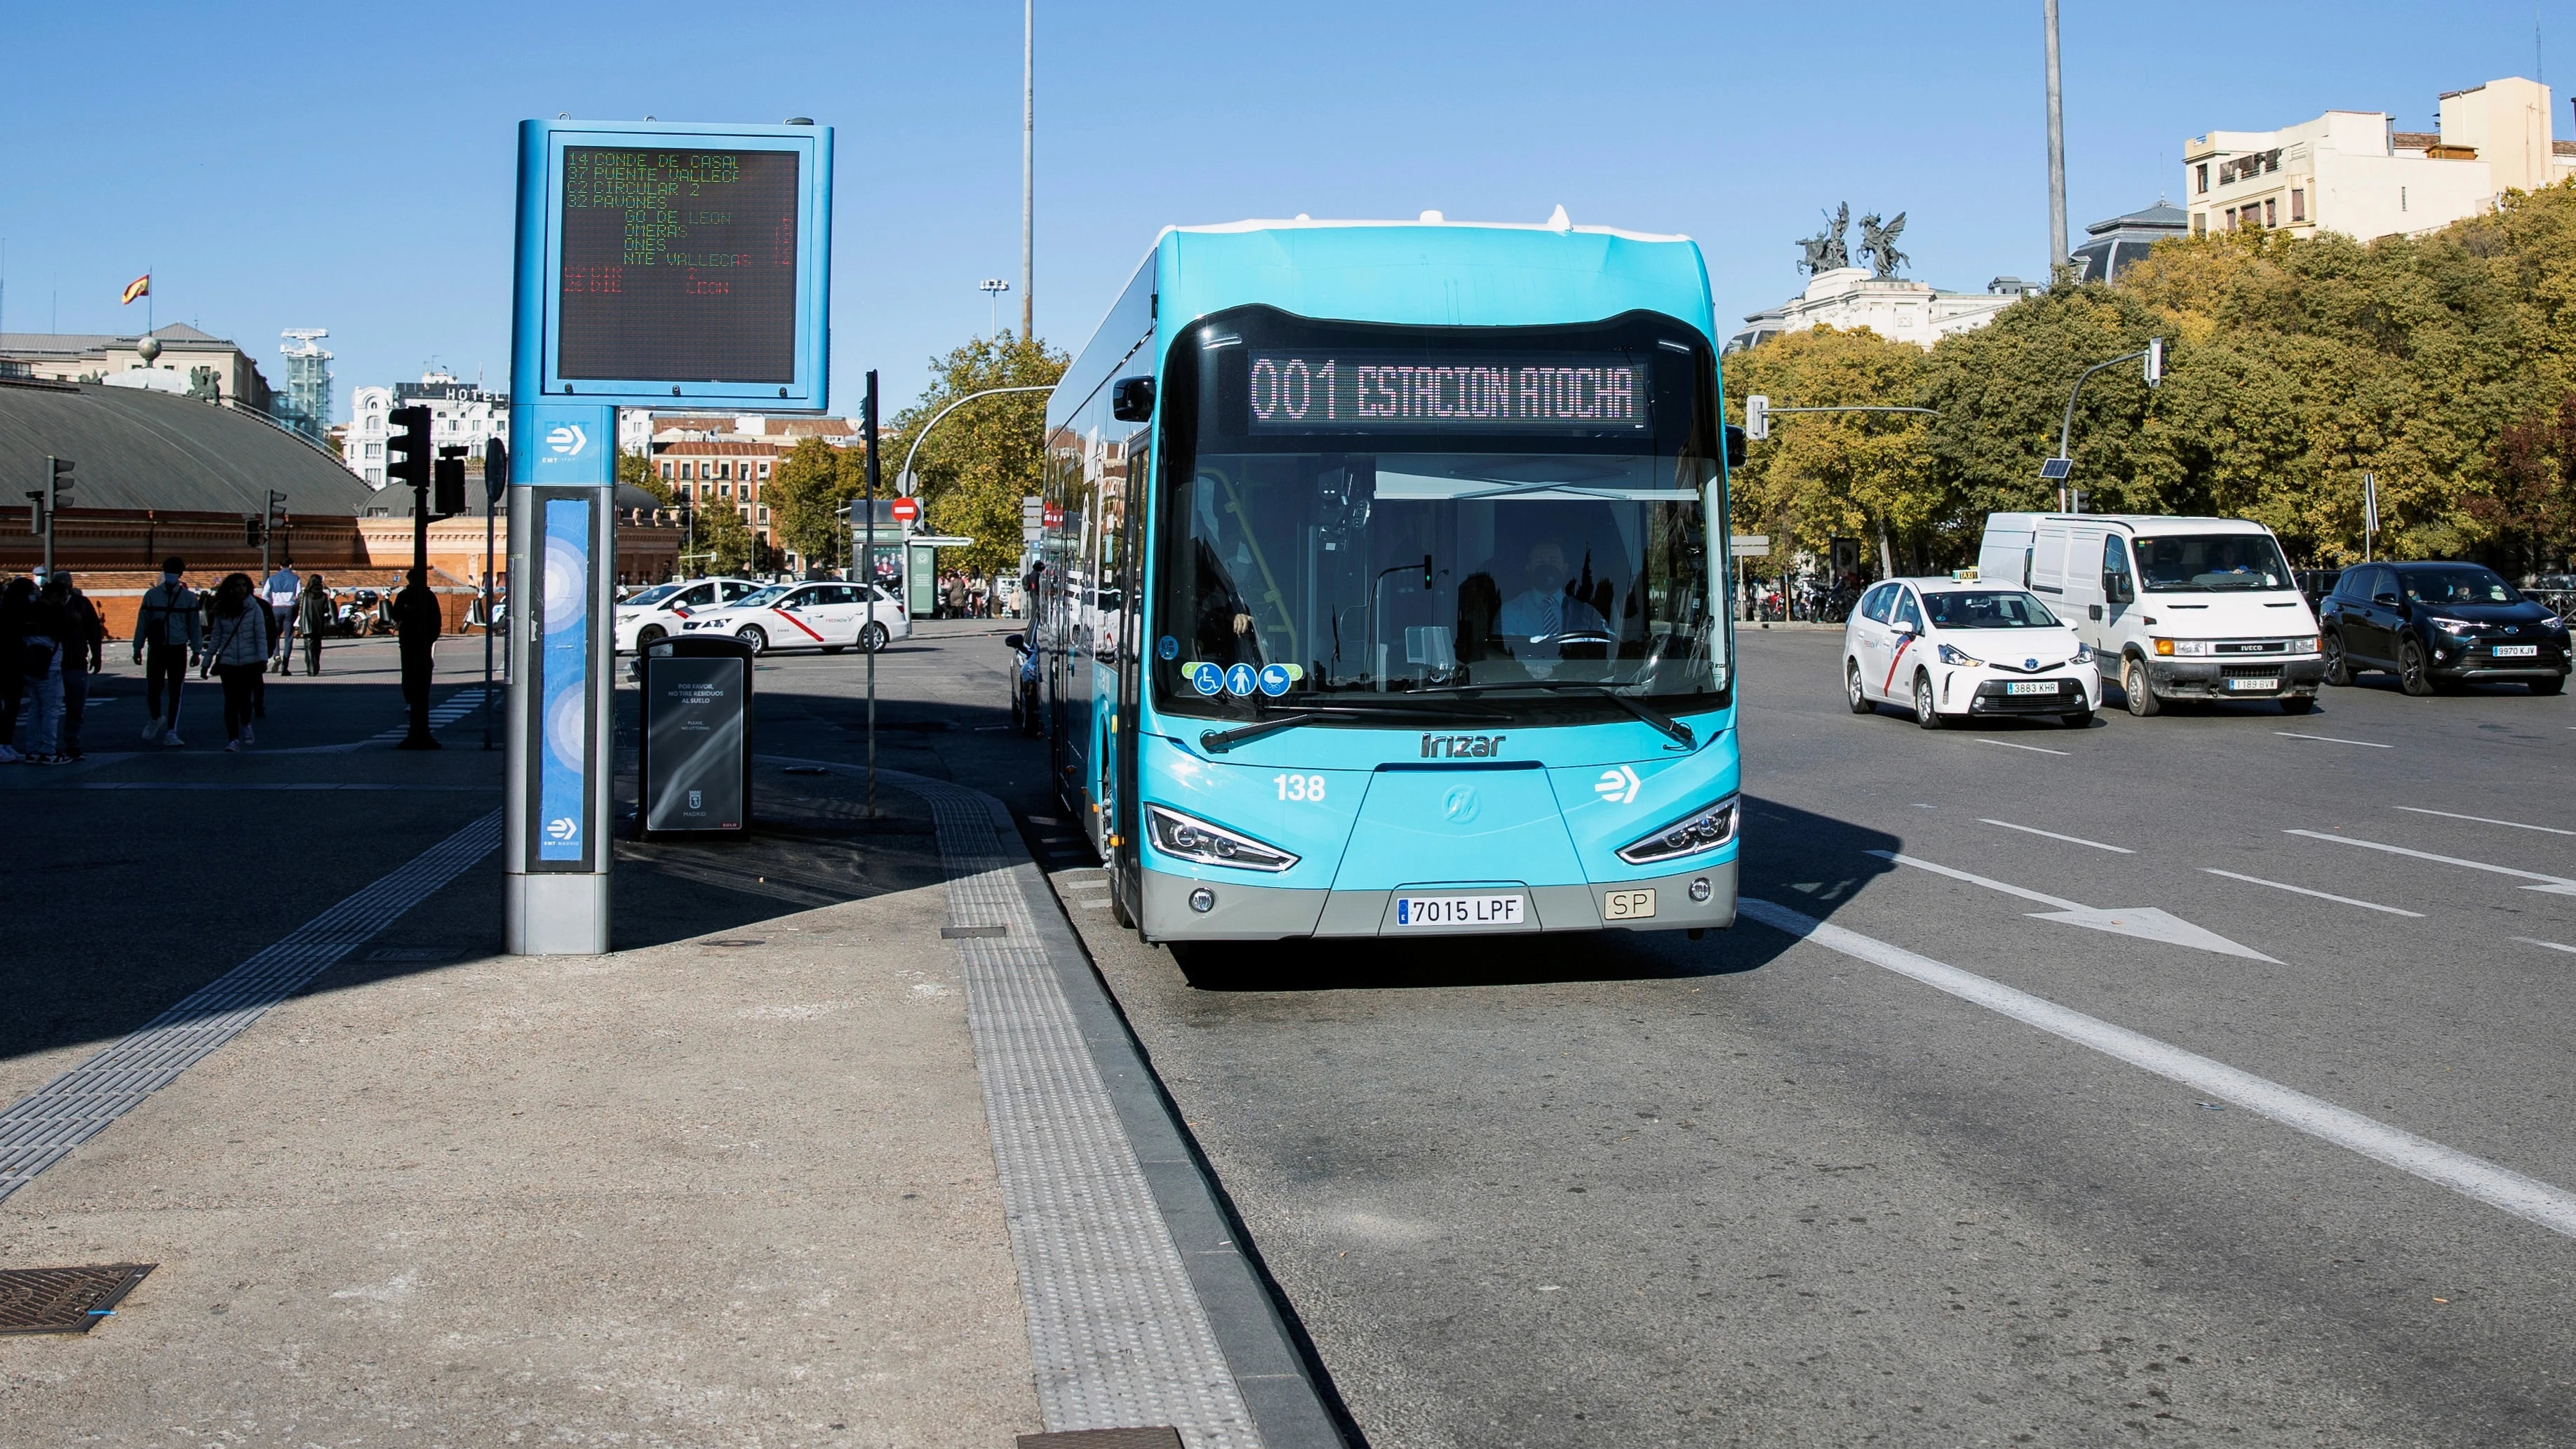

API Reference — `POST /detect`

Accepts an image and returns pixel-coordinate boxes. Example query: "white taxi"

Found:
[679,579,911,655]
[1844,573,2100,729]
[613,576,761,654]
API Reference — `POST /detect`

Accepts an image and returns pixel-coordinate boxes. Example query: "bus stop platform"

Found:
[0,747,1334,1447]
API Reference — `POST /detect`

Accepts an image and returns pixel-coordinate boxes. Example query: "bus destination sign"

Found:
[1245,350,1649,434]
[557,146,800,383]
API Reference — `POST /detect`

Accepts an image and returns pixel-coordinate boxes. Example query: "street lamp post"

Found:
[2050,338,2165,512]
[979,278,1011,337]
[1022,0,1034,339]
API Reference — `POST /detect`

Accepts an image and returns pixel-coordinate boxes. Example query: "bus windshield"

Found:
[1155,309,1726,723]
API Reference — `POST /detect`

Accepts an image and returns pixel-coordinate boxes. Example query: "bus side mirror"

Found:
[2104,570,2134,604]
[1112,377,1155,422]
[1004,633,1026,651]
[1723,424,1747,470]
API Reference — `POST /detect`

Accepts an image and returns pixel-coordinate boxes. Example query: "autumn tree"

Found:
[1723,325,1937,575]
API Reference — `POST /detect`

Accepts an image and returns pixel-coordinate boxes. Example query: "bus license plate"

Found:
[2226,676,2277,690]
[2494,644,2539,658]
[2005,681,2056,695]
[1393,894,1524,929]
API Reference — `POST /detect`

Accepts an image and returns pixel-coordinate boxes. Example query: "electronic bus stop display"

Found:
[558,147,800,382]
[525,119,831,410]
[1245,351,1651,433]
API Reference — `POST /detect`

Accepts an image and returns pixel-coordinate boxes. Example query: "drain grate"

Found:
[939,924,1009,939]
[1017,1431,1183,1449]
[0,1264,155,1334]
[705,938,767,948]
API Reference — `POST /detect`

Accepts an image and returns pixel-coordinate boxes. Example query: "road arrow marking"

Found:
[2286,829,2576,896]
[1867,849,2276,962]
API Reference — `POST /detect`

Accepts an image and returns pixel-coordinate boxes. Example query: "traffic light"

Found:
[434,445,469,518]
[386,405,433,490]
[1744,393,1770,441]
[483,438,510,506]
[48,456,74,510]
[246,516,265,546]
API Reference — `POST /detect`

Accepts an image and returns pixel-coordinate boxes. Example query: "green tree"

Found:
[882,332,1068,577]
[691,497,756,577]
[766,436,856,570]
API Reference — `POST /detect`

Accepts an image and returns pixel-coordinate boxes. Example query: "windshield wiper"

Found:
[1198,701,1508,755]
[1437,680,1698,748]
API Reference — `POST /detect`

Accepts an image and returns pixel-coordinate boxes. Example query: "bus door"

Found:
[1106,431,1149,919]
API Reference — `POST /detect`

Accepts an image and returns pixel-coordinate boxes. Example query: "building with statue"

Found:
[1727,269,2039,354]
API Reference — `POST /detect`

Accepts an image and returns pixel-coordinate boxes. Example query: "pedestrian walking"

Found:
[264,563,302,675]
[16,579,69,764]
[206,572,269,752]
[52,573,103,760]
[0,576,28,762]
[944,572,967,620]
[132,558,202,746]
[296,574,330,675]
[394,566,443,750]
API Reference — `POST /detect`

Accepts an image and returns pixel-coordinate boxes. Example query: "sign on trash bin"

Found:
[638,637,754,837]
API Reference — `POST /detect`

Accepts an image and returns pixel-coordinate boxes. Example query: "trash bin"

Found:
[637,635,754,838]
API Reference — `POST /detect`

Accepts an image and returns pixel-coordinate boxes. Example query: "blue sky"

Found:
[0,1,2564,422]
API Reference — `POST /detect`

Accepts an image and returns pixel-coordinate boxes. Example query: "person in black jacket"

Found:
[0,576,28,762]
[394,567,443,749]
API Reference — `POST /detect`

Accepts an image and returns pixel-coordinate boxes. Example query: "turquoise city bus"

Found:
[1037,217,1741,943]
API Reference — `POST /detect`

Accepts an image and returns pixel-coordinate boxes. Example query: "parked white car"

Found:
[1978,513,2322,716]
[1844,574,2102,729]
[679,580,910,655]
[614,577,762,654]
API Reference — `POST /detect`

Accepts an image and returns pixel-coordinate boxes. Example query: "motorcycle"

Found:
[1005,631,1042,736]
[332,588,384,638]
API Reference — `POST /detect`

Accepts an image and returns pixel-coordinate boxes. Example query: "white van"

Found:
[1978,513,2323,716]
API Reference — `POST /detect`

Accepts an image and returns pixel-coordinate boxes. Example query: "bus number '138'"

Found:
[1275,774,1326,801]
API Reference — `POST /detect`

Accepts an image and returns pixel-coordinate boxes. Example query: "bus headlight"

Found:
[1146,804,1299,873]
[1616,793,1739,866]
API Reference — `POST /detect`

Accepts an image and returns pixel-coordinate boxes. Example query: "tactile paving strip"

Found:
[0,810,502,1204]
[899,772,1259,1449]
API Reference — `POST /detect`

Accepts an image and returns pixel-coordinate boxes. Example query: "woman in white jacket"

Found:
[205,573,269,751]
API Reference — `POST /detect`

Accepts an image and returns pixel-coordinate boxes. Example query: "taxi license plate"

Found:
[2494,644,2540,658]
[1393,894,1524,929]
[2226,676,2278,690]
[2005,680,2056,696]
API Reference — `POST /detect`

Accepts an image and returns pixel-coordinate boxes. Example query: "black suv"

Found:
[2320,562,2570,695]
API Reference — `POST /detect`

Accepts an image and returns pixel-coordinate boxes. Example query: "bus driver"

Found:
[1498,539,1607,663]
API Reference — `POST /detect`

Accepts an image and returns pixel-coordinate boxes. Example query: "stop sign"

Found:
[890,496,920,524]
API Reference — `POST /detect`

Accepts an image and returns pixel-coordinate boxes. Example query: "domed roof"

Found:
[0,377,379,515]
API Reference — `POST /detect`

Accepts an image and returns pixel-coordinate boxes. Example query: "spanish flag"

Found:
[121,274,150,306]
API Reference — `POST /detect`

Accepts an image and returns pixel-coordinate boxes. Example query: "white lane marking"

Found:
[1867,850,2275,961]
[2277,731,2393,749]
[1739,897,2576,1241]
[2201,868,2424,917]
[2396,805,2576,837]
[1869,849,2079,910]
[2514,937,2576,956]
[1981,818,2134,854]
[1975,738,2071,756]
[2286,829,2576,896]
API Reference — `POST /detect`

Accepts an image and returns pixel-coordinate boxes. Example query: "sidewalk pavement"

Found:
[0,765,1042,1446]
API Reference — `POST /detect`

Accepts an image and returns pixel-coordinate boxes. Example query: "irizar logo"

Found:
[1594,764,1642,804]
[1420,733,1505,759]
[546,423,589,457]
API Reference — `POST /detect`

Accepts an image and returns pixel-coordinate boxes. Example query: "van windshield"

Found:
[2135,534,2290,592]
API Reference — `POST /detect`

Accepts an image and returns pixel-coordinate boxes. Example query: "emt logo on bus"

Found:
[1420,734,1506,759]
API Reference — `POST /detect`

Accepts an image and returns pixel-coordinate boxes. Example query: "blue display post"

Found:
[503,118,832,954]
